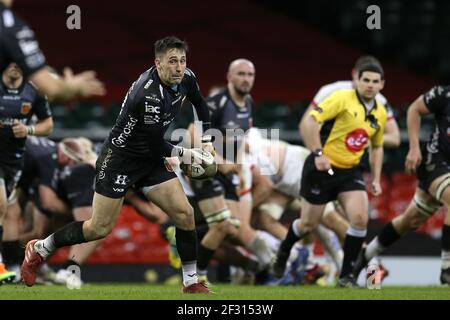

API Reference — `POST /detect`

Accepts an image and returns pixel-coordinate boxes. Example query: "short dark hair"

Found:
[154,36,188,57]
[358,63,385,80]
[354,55,381,71]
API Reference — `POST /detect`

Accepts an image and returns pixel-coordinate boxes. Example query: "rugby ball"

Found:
[180,148,217,180]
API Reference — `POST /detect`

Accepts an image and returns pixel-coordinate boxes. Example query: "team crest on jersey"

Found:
[345,128,369,153]
[21,102,31,114]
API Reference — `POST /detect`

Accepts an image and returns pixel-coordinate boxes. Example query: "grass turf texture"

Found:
[0,284,449,300]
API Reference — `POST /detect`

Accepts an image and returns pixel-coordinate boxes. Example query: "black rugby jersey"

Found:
[58,163,95,209]
[0,3,46,76]
[20,136,59,191]
[206,88,253,162]
[0,80,51,164]
[423,86,450,160]
[107,66,210,157]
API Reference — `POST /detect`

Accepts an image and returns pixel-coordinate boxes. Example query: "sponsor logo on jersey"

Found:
[111,116,138,148]
[145,102,160,114]
[98,149,113,180]
[114,175,129,186]
[144,115,160,125]
[21,102,31,114]
[345,128,369,153]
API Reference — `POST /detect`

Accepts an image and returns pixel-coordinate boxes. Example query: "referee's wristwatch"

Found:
[312,148,323,157]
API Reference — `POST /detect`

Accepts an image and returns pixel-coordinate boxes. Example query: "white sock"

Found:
[248,234,274,268]
[365,237,384,261]
[34,235,56,258]
[0,252,3,264]
[316,225,343,272]
[442,250,450,269]
[181,261,198,287]
[256,230,281,253]
[292,219,301,237]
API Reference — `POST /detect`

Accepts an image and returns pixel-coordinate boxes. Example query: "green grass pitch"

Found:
[0,284,449,300]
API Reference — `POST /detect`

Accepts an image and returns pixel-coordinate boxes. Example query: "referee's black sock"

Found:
[340,227,366,279]
[276,219,302,267]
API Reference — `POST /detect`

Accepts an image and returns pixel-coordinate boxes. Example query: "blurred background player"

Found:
[0,63,52,283]
[351,86,450,285]
[187,59,275,283]
[272,63,387,287]
[0,0,105,101]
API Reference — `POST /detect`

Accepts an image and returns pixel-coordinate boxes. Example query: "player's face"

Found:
[228,63,255,96]
[3,63,22,80]
[356,71,384,100]
[155,48,186,86]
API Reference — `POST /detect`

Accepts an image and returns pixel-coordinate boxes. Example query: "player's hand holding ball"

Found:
[201,134,216,157]
[177,147,217,180]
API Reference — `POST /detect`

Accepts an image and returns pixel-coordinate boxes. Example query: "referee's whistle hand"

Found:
[314,155,331,171]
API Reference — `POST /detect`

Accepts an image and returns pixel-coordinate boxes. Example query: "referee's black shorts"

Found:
[300,154,366,204]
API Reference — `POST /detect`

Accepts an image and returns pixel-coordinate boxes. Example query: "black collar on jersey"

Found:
[355,89,380,130]
[150,66,181,95]
[225,88,250,110]
[355,89,378,111]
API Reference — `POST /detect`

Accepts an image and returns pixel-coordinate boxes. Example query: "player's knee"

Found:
[85,220,113,240]
[349,213,368,229]
[173,204,195,229]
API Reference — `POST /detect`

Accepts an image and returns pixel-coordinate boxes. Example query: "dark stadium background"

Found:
[13,0,447,282]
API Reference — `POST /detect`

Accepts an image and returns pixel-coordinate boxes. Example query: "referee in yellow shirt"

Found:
[272,63,387,287]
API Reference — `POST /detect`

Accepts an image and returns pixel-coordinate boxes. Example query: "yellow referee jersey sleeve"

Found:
[309,90,346,123]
